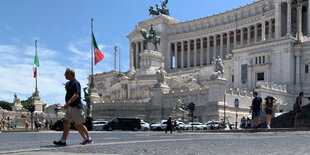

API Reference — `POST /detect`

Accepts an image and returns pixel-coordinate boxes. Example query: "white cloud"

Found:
[0,44,66,105]
[0,37,122,105]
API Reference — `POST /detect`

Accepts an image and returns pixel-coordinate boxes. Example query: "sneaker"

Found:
[53,140,66,146]
[80,139,94,145]
[267,125,271,129]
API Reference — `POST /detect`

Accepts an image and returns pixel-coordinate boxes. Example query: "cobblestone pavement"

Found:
[1,130,310,155]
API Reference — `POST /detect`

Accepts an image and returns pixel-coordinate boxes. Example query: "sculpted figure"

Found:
[149,6,159,16]
[13,93,21,105]
[210,57,224,80]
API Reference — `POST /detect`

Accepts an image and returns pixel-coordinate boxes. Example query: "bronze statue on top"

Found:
[138,25,161,51]
[149,0,170,16]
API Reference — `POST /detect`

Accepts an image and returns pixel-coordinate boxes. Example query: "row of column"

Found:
[169,18,275,69]
[130,42,143,69]
[276,0,310,37]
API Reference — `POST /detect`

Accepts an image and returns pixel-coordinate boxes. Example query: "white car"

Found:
[93,121,107,131]
[151,120,167,131]
[174,121,186,130]
[141,121,150,131]
[205,121,220,130]
[185,122,207,130]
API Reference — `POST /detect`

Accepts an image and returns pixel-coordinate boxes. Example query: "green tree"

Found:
[21,96,33,109]
[0,101,13,111]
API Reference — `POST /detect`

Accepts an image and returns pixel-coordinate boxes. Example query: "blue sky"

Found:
[0,0,256,105]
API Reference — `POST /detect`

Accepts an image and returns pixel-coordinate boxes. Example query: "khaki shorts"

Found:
[64,107,85,125]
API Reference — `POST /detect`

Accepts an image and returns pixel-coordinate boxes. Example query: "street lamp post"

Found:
[188,102,195,131]
[27,104,36,131]
[234,99,239,130]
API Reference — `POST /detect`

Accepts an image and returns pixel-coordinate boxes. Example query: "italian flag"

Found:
[33,52,39,78]
[92,32,104,65]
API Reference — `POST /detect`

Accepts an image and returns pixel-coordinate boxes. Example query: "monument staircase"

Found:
[262,103,310,128]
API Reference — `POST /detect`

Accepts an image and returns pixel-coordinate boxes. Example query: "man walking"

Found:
[54,68,93,146]
[294,92,303,119]
[165,116,172,134]
[250,91,263,129]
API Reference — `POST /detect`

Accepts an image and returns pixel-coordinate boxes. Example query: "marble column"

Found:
[130,43,134,69]
[247,26,251,44]
[269,19,273,39]
[168,43,172,69]
[254,24,258,43]
[213,35,217,58]
[140,42,143,67]
[181,41,184,68]
[296,52,301,84]
[220,33,223,59]
[297,1,303,38]
[262,20,266,41]
[227,32,230,55]
[308,0,310,36]
[240,28,244,46]
[287,0,292,36]
[275,1,282,38]
[194,39,197,66]
[200,38,204,67]
[174,42,178,69]
[140,41,143,52]
[187,40,190,67]
[207,36,210,65]
[135,42,139,69]
[234,30,237,48]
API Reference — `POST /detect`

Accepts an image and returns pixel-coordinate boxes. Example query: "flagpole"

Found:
[119,46,121,73]
[90,18,94,89]
[35,40,38,93]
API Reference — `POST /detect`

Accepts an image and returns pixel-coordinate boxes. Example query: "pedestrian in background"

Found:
[294,92,303,119]
[264,96,275,129]
[241,116,246,129]
[54,68,92,146]
[25,120,30,130]
[165,116,172,134]
[250,91,263,129]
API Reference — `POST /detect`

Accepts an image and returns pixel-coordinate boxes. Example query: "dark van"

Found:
[103,118,141,131]
[51,117,93,131]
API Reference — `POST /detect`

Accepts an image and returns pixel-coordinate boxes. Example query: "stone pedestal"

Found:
[32,91,43,113]
[137,50,165,75]
[149,84,170,121]
[12,104,23,111]
[89,87,101,118]
[207,78,227,103]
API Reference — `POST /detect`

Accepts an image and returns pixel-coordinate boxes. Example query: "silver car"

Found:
[141,121,150,131]
[93,121,107,131]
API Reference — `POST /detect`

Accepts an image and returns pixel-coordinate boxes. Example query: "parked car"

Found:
[150,120,167,131]
[103,118,141,131]
[174,121,186,130]
[51,117,93,131]
[205,121,220,130]
[93,121,107,131]
[185,122,207,130]
[230,123,237,130]
[141,121,150,131]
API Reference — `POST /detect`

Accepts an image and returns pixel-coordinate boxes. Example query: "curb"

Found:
[177,128,310,133]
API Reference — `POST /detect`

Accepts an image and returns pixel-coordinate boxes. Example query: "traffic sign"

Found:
[234,99,239,111]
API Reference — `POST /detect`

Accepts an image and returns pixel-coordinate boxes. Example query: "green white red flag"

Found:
[92,32,104,65]
[33,52,39,78]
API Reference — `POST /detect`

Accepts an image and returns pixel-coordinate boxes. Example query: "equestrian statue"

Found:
[137,25,161,51]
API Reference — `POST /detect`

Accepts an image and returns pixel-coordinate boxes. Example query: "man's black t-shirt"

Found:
[252,97,262,111]
[65,79,83,109]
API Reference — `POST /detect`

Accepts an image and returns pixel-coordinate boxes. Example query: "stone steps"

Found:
[262,103,310,128]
